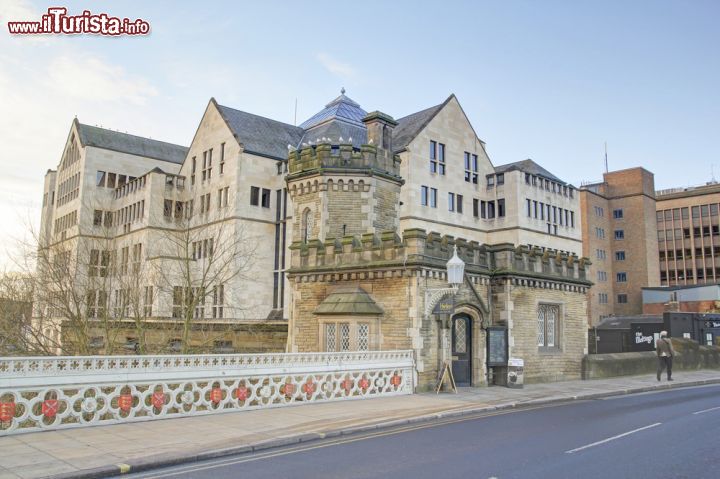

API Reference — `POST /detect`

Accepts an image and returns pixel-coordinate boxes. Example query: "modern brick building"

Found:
[655,182,720,286]
[579,168,660,325]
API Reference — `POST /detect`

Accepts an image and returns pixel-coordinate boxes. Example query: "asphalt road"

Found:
[123,384,720,479]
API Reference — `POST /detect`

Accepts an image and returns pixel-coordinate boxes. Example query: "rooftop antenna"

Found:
[604,142,609,173]
[294,98,298,126]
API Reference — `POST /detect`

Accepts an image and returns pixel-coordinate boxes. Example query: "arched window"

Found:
[302,208,313,243]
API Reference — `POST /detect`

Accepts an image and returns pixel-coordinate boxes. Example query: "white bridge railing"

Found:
[0,350,415,436]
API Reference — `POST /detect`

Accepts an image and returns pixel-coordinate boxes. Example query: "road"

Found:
[122,384,720,479]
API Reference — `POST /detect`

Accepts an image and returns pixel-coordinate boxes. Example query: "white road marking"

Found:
[693,406,720,415]
[565,423,662,454]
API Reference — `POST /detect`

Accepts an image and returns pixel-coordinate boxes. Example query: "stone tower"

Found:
[286,111,404,243]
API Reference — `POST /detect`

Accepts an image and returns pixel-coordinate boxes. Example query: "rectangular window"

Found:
[93,210,103,226]
[570,211,575,228]
[527,199,532,217]
[430,188,437,208]
[480,200,487,219]
[172,286,183,318]
[448,192,455,212]
[261,188,271,208]
[616,272,627,282]
[464,152,471,182]
[533,200,538,219]
[487,176,495,188]
[615,230,625,240]
[457,194,463,214]
[325,323,337,351]
[617,294,628,304]
[96,171,106,187]
[144,286,153,317]
[438,143,446,175]
[250,186,259,206]
[358,323,369,351]
[487,200,496,219]
[615,251,626,261]
[212,284,224,319]
[497,198,505,218]
[220,143,225,175]
[613,209,624,219]
[421,186,428,206]
[537,303,559,349]
[429,140,437,173]
[474,198,479,218]
[496,173,504,186]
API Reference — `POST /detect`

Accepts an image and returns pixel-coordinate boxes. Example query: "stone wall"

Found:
[582,338,720,379]
[503,284,588,382]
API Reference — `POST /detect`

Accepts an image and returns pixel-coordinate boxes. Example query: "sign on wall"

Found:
[433,295,455,315]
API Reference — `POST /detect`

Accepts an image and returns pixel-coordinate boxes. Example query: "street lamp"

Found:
[424,245,465,316]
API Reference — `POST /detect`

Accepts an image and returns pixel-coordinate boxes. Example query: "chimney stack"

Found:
[362,111,397,152]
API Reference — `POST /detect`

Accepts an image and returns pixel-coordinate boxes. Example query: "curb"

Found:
[42,378,720,479]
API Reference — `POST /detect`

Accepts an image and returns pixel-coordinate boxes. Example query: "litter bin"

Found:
[506,358,524,389]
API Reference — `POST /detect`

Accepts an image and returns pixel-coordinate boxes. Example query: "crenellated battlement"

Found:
[289,228,592,284]
[287,141,402,181]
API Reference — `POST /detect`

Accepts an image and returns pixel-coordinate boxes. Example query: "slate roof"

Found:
[493,159,565,184]
[300,93,367,129]
[213,92,459,160]
[215,103,304,160]
[76,122,188,164]
[314,287,384,315]
[392,102,445,153]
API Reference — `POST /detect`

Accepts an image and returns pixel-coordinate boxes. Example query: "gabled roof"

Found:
[392,102,445,153]
[215,102,304,160]
[493,159,565,184]
[75,121,188,164]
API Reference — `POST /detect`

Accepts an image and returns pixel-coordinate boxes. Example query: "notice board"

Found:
[487,327,508,366]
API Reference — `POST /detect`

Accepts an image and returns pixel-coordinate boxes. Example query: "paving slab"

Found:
[1,370,719,479]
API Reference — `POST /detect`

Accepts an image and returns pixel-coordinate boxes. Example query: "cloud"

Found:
[0,0,38,23]
[47,56,158,105]
[316,52,356,79]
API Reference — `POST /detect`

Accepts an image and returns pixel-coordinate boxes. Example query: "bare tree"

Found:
[151,197,257,354]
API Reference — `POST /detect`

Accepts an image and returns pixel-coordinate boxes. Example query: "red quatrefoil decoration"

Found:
[359,378,370,390]
[0,402,16,422]
[284,383,295,397]
[234,387,248,401]
[118,394,133,412]
[152,392,166,409]
[342,379,353,392]
[42,399,59,418]
[210,387,223,404]
[390,374,402,387]
[301,380,316,396]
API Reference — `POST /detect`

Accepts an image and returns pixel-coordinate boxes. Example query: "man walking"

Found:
[656,331,675,381]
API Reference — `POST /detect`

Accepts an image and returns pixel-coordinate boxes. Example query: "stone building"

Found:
[38,91,592,385]
[579,168,660,325]
[284,96,592,389]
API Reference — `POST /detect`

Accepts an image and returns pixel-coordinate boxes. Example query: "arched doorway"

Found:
[451,313,472,386]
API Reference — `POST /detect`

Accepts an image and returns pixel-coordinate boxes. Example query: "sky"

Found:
[0,0,719,269]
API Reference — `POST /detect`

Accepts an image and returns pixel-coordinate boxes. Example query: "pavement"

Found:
[1,370,719,479]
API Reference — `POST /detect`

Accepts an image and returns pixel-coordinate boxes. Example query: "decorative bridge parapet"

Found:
[0,350,415,436]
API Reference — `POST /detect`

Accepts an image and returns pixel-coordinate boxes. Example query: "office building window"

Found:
[616,272,627,282]
[448,193,455,212]
[615,251,626,261]
[617,294,628,304]
[614,230,625,240]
